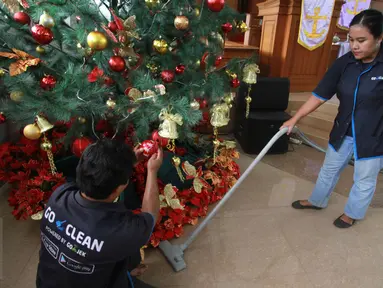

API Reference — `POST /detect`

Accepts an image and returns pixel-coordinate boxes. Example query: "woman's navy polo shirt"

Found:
[313,46,383,161]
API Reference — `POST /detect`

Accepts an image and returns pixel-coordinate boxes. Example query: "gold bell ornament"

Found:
[35,115,57,175]
[242,63,260,118]
[158,108,183,152]
[210,102,231,163]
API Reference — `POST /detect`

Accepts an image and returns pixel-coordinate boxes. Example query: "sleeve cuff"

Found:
[312,92,328,101]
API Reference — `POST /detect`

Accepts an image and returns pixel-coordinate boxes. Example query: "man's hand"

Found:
[147,148,163,173]
[134,146,145,163]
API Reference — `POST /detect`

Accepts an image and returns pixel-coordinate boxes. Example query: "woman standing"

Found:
[282,9,383,228]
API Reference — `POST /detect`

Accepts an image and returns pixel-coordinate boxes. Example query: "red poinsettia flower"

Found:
[88,66,104,83]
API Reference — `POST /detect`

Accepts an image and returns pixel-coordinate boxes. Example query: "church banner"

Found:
[337,0,371,30]
[298,0,336,51]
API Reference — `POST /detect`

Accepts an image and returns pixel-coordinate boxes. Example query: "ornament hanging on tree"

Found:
[108,55,126,72]
[145,0,160,9]
[13,11,30,25]
[194,7,200,17]
[0,112,6,124]
[175,64,185,74]
[230,78,240,88]
[106,98,116,109]
[87,31,108,51]
[0,68,5,77]
[151,130,169,147]
[72,137,93,158]
[161,70,175,83]
[40,75,56,90]
[39,11,55,28]
[31,25,54,45]
[174,15,189,30]
[10,91,23,102]
[236,21,249,33]
[36,46,45,54]
[23,124,41,140]
[78,117,86,124]
[190,99,200,110]
[153,39,168,54]
[221,22,233,33]
[207,0,225,12]
[108,21,118,33]
[215,55,223,67]
[242,63,260,118]
[158,108,183,139]
[139,140,159,157]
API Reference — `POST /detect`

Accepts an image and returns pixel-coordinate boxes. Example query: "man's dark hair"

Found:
[76,138,136,200]
[350,9,383,39]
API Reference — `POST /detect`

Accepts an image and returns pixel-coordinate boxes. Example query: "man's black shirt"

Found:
[36,183,154,288]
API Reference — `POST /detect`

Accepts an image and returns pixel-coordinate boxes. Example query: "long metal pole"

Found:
[180,127,290,251]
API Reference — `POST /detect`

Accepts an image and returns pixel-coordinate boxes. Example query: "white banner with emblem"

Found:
[337,0,372,30]
[298,0,336,51]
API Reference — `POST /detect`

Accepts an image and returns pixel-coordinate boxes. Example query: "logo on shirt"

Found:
[41,232,59,259]
[58,252,95,274]
[56,220,67,231]
[44,206,105,253]
[371,76,383,80]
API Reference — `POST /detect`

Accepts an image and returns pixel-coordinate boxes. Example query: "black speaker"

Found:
[237,77,290,111]
[235,111,291,154]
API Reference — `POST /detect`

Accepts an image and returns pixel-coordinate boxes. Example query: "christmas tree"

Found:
[0,0,258,246]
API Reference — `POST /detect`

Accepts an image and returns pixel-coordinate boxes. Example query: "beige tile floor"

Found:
[1,143,383,288]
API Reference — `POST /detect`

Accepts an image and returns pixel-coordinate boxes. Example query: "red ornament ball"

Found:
[0,113,6,124]
[108,21,118,33]
[139,140,159,157]
[14,11,30,25]
[31,24,54,45]
[207,0,225,12]
[230,78,240,88]
[151,130,169,147]
[198,98,208,109]
[202,111,210,122]
[40,75,57,90]
[161,70,175,83]
[108,56,126,72]
[72,137,93,158]
[175,64,186,75]
[221,22,233,33]
[215,55,223,67]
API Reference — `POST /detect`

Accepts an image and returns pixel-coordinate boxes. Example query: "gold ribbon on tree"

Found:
[0,49,41,76]
[159,184,184,210]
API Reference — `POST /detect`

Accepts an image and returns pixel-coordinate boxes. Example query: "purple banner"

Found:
[338,0,371,30]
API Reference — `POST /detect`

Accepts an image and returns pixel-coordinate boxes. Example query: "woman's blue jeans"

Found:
[309,136,383,220]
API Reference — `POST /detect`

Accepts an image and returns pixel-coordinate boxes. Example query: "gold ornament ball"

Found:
[174,15,189,30]
[194,7,200,17]
[87,31,108,51]
[237,21,248,33]
[23,124,41,140]
[190,99,200,110]
[106,98,116,109]
[0,69,5,77]
[40,141,52,151]
[39,11,55,28]
[145,0,160,9]
[78,117,86,124]
[153,39,168,54]
[10,91,23,102]
[36,45,45,54]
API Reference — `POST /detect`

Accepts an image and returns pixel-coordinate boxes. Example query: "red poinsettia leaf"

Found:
[101,24,118,43]
[164,230,175,240]
[174,226,183,237]
[190,197,201,207]
[109,9,124,30]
